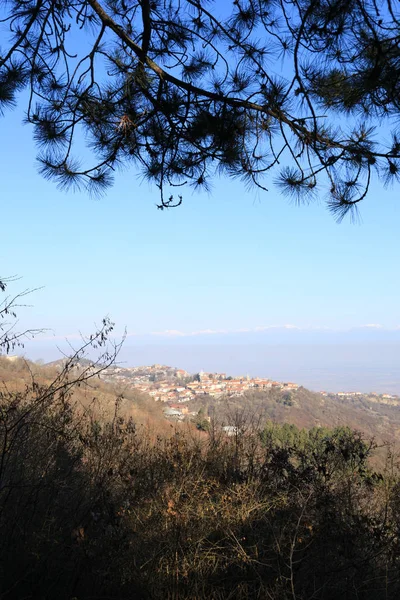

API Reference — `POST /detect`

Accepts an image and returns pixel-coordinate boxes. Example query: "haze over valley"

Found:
[25,326,400,395]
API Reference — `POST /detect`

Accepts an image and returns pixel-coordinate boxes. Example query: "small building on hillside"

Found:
[164,408,183,420]
[222,426,239,436]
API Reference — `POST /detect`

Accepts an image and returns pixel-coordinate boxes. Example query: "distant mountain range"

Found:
[125,326,400,345]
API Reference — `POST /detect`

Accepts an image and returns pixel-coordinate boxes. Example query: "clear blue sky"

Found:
[2,99,400,344]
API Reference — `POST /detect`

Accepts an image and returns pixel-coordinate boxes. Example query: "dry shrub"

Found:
[0,361,400,599]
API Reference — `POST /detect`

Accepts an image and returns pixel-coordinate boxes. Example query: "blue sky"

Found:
[2,97,399,348]
[1,3,399,394]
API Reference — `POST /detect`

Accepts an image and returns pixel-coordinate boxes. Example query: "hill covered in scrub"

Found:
[3,356,400,447]
[0,356,167,432]
[1,350,400,599]
[44,358,400,447]
[191,386,400,446]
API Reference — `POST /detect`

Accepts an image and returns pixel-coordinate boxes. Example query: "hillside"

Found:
[2,355,400,599]
[2,356,400,446]
[0,356,167,432]
[191,387,400,446]
[38,359,400,447]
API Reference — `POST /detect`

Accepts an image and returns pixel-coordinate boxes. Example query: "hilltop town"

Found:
[15,356,400,413]
[97,362,400,412]
[3,355,400,441]
[99,363,400,398]
[99,363,300,403]
[37,358,400,430]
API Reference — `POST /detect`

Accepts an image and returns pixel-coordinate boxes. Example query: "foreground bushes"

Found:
[0,373,400,600]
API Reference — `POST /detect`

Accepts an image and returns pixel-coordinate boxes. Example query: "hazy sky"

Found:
[2,96,399,344]
[1,8,399,394]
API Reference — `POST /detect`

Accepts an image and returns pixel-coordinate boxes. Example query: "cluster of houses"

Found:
[135,370,299,404]
[99,363,300,409]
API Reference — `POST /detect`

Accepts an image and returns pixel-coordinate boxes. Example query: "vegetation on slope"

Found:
[0,355,166,430]
[191,386,400,448]
[1,355,400,599]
